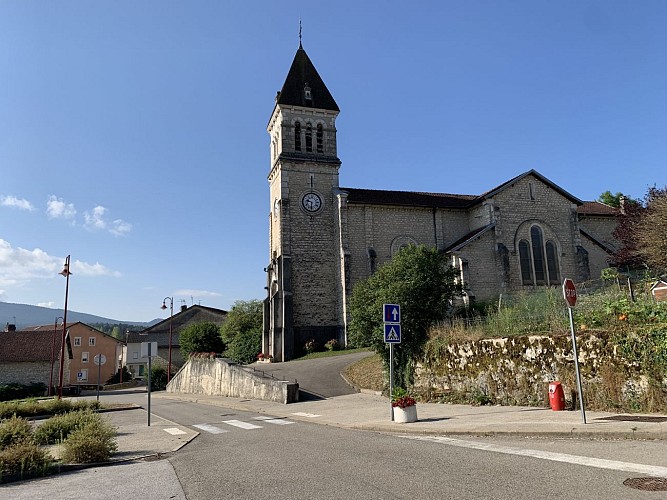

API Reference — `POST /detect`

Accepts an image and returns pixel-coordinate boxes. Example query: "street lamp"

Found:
[49,316,64,397]
[161,297,173,382]
[57,255,72,399]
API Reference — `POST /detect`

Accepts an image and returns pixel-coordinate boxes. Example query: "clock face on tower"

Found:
[301,192,322,213]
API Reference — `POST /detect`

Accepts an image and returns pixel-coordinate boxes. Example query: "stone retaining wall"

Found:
[415,332,667,411]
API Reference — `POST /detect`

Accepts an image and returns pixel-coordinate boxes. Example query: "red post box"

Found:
[548,381,565,411]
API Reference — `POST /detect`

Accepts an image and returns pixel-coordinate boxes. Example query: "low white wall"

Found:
[166,357,299,404]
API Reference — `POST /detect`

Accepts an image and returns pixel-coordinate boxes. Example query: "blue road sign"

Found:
[384,323,401,343]
[383,304,401,323]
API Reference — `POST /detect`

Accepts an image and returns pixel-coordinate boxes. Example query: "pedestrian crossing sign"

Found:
[384,323,401,343]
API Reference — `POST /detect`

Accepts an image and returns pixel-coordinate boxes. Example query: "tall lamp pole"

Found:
[49,316,64,397]
[161,297,174,382]
[57,255,72,399]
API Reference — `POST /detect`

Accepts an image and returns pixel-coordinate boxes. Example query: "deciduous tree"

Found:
[179,322,224,358]
[348,245,463,388]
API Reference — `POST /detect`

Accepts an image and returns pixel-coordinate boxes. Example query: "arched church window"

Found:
[519,225,561,287]
[518,240,533,285]
[316,124,323,153]
[305,123,313,152]
[531,226,546,285]
[545,241,560,285]
[294,122,301,151]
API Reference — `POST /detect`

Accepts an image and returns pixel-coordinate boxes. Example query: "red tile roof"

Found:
[0,331,63,362]
[577,201,619,216]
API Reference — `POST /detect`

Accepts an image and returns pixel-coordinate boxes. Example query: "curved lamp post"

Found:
[57,255,72,399]
[161,297,174,382]
[49,316,64,397]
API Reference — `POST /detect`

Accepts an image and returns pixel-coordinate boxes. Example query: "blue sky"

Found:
[1,1,665,323]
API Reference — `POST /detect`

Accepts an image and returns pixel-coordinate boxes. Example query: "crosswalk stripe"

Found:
[252,416,295,425]
[222,419,263,430]
[164,427,187,435]
[193,423,228,434]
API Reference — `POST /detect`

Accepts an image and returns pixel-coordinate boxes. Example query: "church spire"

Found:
[276,43,339,111]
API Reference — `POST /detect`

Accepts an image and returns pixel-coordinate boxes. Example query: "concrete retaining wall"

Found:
[166,357,299,404]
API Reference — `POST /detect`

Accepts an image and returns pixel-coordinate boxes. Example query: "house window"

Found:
[316,124,323,153]
[529,181,535,201]
[82,352,89,363]
[294,122,301,151]
[519,225,561,286]
[74,337,81,347]
[89,337,96,346]
[132,352,138,360]
[305,123,312,152]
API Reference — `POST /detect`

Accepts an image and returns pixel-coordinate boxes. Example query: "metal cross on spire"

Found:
[299,19,302,47]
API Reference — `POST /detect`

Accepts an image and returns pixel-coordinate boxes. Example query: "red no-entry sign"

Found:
[563,278,577,308]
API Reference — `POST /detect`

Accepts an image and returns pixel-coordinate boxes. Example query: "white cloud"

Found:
[83,206,132,236]
[46,195,76,219]
[174,289,222,298]
[0,239,121,287]
[110,219,132,237]
[37,301,56,308]
[1,195,35,211]
[72,259,122,278]
[84,205,107,231]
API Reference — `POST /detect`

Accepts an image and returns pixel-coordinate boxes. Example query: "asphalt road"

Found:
[250,350,375,399]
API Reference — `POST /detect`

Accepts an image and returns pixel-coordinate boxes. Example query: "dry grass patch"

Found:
[343,353,385,392]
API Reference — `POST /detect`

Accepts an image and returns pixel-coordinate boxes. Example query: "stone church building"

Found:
[262,44,618,362]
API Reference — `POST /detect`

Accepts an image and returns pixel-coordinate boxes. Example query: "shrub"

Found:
[33,410,99,445]
[59,417,117,464]
[106,367,133,384]
[304,339,318,354]
[325,339,340,351]
[0,416,33,450]
[0,383,46,402]
[226,329,262,365]
[0,441,52,477]
[150,366,167,391]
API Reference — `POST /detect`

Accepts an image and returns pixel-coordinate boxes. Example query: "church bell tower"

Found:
[263,43,344,361]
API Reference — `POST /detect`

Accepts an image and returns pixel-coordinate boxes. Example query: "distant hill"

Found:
[0,301,157,330]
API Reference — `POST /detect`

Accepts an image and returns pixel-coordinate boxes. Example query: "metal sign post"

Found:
[141,341,157,427]
[562,279,586,424]
[383,304,401,422]
[93,354,106,402]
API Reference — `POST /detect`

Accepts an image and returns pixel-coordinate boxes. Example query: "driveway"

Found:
[251,351,374,400]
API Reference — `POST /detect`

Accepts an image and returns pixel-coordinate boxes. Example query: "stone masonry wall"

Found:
[415,332,667,411]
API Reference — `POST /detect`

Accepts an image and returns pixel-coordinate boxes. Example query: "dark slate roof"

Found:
[577,201,618,216]
[133,305,227,348]
[342,188,477,209]
[0,331,66,362]
[580,229,616,254]
[275,44,339,111]
[479,169,583,205]
[342,170,583,210]
[444,224,496,253]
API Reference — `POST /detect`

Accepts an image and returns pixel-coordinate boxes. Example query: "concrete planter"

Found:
[393,404,417,423]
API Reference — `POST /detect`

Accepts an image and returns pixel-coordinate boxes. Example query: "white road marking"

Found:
[193,424,228,434]
[403,435,667,478]
[222,419,263,430]
[292,412,321,418]
[163,427,187,435]
[252,416,295,425]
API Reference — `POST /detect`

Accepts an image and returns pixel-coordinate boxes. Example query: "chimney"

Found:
[181,305,187,312]
[4,323,16,332]
[619,196,626,215]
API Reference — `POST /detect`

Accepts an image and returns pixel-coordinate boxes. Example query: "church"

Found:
[262,43,618,362]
